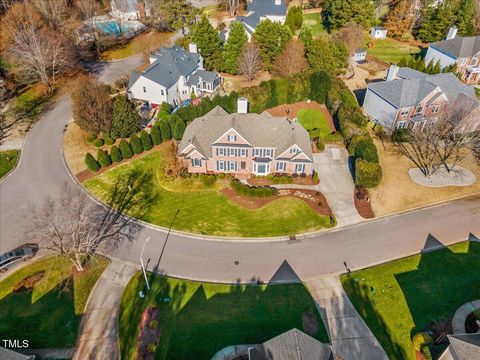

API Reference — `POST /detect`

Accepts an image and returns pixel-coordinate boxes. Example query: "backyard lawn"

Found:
[119,272,329,360]
[367,37,421,64]
[302,11,326,38]
[296,108,342,142]
[84,144,332,237]
[101,31,174,60]
[475,87,480,100]
[0,255,108,348]
[341,241,480,360]
[0,150,19,179]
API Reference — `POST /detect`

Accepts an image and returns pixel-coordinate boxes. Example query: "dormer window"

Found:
[416,106,423,114]
[228,134,237,142]
[290,147,298,154]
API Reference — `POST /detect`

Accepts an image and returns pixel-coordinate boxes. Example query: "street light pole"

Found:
[140,236,151,290]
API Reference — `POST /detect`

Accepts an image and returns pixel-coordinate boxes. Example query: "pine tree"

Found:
[119,139,133,159]
[299,26,313,50]
[455,0,475,36]
[306,38,347,74]
[159,119,172,141]
[85,153,100,172]
[173,118,186,140]
[433,61,442,74]
[252,20,292,69]
[140,130,153,151]
[129,134,143,154]
[110,145,123,162]
[384,0,415,39]
[151,124,162,145]
[222,22,248,74]
[285,6,303,33]
[111,96,141,139]
[417,2,456,42]
[192,16,222,70]
[322,0,374,31]
[97,149,112,167]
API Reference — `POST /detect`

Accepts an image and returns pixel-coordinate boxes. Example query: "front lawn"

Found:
[367,38,420,64]
[296,108,342,142]
[0,255,108,348]
[84,143,332,237]
[341,241,480,360]
[101,31,174,60]
[0,150,19,179]
[302,12,326,38]
[475,87,480,100]
[120,272,329,360]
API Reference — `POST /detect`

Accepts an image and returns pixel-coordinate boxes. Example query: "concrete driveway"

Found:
[314,145,363,226]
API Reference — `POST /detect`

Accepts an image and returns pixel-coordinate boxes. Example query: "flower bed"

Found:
[135,305,161,360]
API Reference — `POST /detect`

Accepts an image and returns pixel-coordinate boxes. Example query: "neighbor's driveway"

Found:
[314,145,363,226]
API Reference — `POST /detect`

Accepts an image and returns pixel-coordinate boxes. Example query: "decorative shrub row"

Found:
[231,178,278,197]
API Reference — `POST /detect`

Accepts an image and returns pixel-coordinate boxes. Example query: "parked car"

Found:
[0,243,39,273]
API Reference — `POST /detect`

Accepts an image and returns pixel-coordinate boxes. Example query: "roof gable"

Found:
[430,35,480,59]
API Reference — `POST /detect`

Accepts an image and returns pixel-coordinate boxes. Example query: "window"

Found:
[265,149,272,157]
[400,108,409,116]
[416,106,423,114]
[459,58,467,66]
[161,89,165,96]
[397,121,407,129]
[228,134,237,142]
[216,160,225,171]
[431,105,439,114]
[276,162,286,171]
[240,161,246,170]
[192,158,201,167]
[143,86,146,93]
[240,149,247,157]
[228,148,236,156]
[228,161,237,171]
[254,149,260,156]
[295,163,305,173]
[290,147,298,154]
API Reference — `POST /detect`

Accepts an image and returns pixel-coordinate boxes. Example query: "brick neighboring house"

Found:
[363,65,480,132]
[424,27,480,84]
[177,99,314,177]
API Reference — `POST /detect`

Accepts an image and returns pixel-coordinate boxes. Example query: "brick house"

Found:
[363,66,480,132]
[424,27,480,84]
[177,99,313,177]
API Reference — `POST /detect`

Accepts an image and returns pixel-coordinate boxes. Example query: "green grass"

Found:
[101,31,173,60]
[84,145,332,237]
[302,12,326,38]
[120,272,329,360]
[340,241,480,360]
[367,37,420,64]
[0,150,19,179]
[0,255,108,348]
[475,87,480,100]
[296,108,342,142]
[10,84,53,120]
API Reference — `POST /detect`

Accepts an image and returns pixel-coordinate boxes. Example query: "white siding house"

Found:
[370,26,388,39]
[363,88,398,128]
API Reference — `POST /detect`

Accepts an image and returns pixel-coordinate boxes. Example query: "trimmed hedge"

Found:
[150,125,162,145]
[158,120,172,141]
[231,178,278,197]
[140,130,153,151]
[200,174,216,186]
[86,134,97,143]
[355,159,382,188]
[129,134,143,154]
[104,136,114,145]
[110,145,123,162]
[92,138,104,148]
[97,149,112,167]
[119,139,133,159]
[85,153,100,172]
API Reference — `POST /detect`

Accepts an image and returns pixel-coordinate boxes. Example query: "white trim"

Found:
[211,128,252,146]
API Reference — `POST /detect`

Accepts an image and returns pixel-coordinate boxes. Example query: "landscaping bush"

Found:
[392,128,409,142]
[201,174,216,187]
[355,159,382,188]
[173,117,186,140]
[150,125,162,145]
[13,271,45,293]
[149,320,158,329]
[129,134,143,154]
[97,149,112,167]
[231,179,277,197]
[158,120,172,141]
[317,138,325,151]
[421,346,432,360]
[86,134,97,143]
[309,71,332,104]
[147,343,157,353]
[110,145,123,162]
[104,136,114,145]
[111,95,141,138]
[140,130,153,151]
[412,332,433,352]
[85,152,101,172]
[119,139,133,159]
[92,138,104,148]
[349,136,379,163]
[313,171,319,183]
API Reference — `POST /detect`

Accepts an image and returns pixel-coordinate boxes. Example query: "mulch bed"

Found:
[354,186,374,219]
[135,305,161,360]
[265,101,336,133]
[247,176,319,186]
[222,188,332,217]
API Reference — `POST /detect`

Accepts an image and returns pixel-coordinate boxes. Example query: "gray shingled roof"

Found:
[430,36,480,59]
[447,334,480,360]
[179,106,313,161]
[396,67,429,80]
[250,328,333,360]
[185,70,218,86]
[236,0,286,30]
[367,71,478,108]
[130,46,200,89]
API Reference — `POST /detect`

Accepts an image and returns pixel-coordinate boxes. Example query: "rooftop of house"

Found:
[372,25,386,31]
[367,69,478,108]
[446,334,480,360]
[129,45,200,89]
[236,0,287,32]
[430,35,480,59]
[185,69,218,86]
[178,106,313,161]
[249,328,333,360]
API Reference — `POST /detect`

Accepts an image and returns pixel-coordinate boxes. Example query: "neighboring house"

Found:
[439,334,480,360]
[425,27,480,84]
[222,0,287,41]
[352,48,367,63]
[127,44,221,107]
[111,0,150,21]
[178,98,314,177]
[370,26,388,39]
[363,65,480,132]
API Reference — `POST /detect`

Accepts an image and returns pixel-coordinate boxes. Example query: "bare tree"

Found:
[237,42,262,82]
[224,0,241,16]
[273,40,308,77]
[28,171,154,272]
[33,0,68,29]
[334,22,364,54]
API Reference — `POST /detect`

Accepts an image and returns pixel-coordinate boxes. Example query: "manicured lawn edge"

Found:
[0,149,20,180]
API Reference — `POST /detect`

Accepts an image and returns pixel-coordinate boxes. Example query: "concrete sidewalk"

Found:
[73,258,137,360]
[305,276,388,360]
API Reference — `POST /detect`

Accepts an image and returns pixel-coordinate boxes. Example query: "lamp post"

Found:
[140,236,151,290]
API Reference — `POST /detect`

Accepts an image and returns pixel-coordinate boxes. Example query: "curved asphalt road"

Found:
[1,57,479,284]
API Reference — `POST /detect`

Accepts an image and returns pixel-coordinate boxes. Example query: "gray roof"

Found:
[430,36,480,59]
[185,70,218,86]
[250,328,333,360]
[355,48,366,54]
[130,46,200,89]
[179,106,313,161]
[367,70,478,108]
[0,347,35,360]
[396,67,429,80]
[373,26,386,31]
[447,334,480,360]
[236,0,286,30]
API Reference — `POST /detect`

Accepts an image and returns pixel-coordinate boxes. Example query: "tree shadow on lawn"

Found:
[0,278,81,349]
[120,273,327,360]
